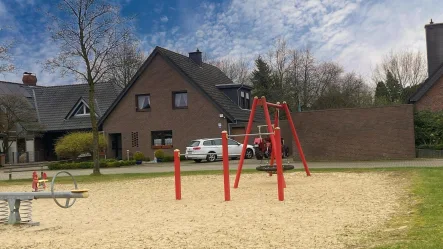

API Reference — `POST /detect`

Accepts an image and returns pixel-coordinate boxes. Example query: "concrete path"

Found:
[1,158,443,181]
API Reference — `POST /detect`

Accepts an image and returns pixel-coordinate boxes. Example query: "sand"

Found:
[0,172,407,249]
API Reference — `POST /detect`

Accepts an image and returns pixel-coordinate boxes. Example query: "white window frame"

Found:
[75,104,90,116]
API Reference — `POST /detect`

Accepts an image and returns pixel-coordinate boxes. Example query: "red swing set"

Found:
[173,96,310,202]
[233,96,311,201]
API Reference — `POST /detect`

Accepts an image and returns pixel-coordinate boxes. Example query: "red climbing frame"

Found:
[234,96,311,189]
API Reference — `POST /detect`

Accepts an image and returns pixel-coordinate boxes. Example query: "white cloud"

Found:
[3,0,443,88]
[145,0,443,84]
[160,16,168,23]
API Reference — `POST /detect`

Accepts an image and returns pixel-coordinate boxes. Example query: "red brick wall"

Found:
[102,54,228,159]
[291,105,416,161]
[415,76,443,111]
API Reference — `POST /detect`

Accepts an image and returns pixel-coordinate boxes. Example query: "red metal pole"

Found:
[274,127,285,201]
[274,107,286,187]
[261,97,279,172]
[268,102,280,168]
[282,102,311,176]
[234,96,259,188]
[222,131,231,201]
[174,149,181,200]
[266,102,283,109]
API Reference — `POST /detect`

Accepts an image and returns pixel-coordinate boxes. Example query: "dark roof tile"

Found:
[155,47,264,121]
[409,62,443,102]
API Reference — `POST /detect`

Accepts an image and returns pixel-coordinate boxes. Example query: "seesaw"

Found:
[0,171,89,226]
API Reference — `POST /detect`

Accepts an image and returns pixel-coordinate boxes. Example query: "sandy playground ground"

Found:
[0,171,408,249]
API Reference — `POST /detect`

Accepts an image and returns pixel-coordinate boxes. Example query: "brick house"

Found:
[98,47,263,160]
[409,21,443,110]
[0,74,121,163]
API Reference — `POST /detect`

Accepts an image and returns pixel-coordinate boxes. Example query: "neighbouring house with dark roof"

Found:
[98,47,264,160]
[0,74,121,163]
[409,21,443,110]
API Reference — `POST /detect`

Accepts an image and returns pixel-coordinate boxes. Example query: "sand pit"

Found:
[0,172,407,248]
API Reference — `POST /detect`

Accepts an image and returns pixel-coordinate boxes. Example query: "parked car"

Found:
[185,138,255,163]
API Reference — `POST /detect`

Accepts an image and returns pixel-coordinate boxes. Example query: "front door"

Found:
[111,134,122,160]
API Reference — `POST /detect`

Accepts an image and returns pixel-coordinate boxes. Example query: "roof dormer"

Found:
[216,84,253,109]
[65,97,96,119]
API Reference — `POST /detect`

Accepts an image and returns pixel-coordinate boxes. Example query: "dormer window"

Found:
[246,92,250,109]
[74,104,90,116]
[65,98,94,119]
[239,91,250,109]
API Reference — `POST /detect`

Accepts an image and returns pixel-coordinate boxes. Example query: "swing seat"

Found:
[256,165,295,172]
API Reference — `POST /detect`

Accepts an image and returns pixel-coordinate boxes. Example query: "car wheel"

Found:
[194,159,202,163]
[245,149,254,159]
[207,153,217,162]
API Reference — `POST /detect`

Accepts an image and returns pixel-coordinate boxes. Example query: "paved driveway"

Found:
[1,158,443,181]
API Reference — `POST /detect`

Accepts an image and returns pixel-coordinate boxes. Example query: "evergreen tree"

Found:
[385,70,402,103]
[374,81,390,105]
[250,56,274,99]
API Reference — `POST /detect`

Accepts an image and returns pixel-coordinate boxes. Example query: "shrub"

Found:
[162,155,174,162]
[415,110,443,147]
[48,159,136,170]
[180,155,187,161]
[154,149,165,160]
[55,131,107,160]
[108,161,120,167]
[133,151,144,161]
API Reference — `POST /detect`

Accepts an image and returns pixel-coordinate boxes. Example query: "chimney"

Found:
[425,20,443,77]
[189,48,202,66]
[22,72,37,86]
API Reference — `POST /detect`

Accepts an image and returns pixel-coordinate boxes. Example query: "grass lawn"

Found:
[369,168,443,249]
[1,167,442,248]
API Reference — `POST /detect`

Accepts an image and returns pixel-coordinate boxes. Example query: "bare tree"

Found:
[267,37,290,87]
[372,49,427,88]
[0,95,43,157]
[0,27,15,75]
[299,47,316,108]
[104,35,145,88]
[312,72,373,110]
[44,0,134,175]
[209,56,251,85]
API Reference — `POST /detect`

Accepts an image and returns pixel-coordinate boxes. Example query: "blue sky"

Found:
[0,0,442,86]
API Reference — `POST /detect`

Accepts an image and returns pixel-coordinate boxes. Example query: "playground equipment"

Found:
[0,171,89,226]
[172,96,310,201]
[234,96,311,199]
[253,124,290,160]
[173,131,232,202]
[32,171,48,192]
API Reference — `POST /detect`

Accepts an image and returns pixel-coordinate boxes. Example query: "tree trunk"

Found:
[88,80,100,175]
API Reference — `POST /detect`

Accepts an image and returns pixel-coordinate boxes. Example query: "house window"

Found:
[246,92,250,109]
[151,130,173,148]
[173,91,188,109]
[136,94,151,111]
[131,132,139,147]
[74,103,90,116]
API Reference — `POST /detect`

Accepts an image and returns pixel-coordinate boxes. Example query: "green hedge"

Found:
[157,155,187,162]
[48,159,136,170]
[417,144,443,150]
